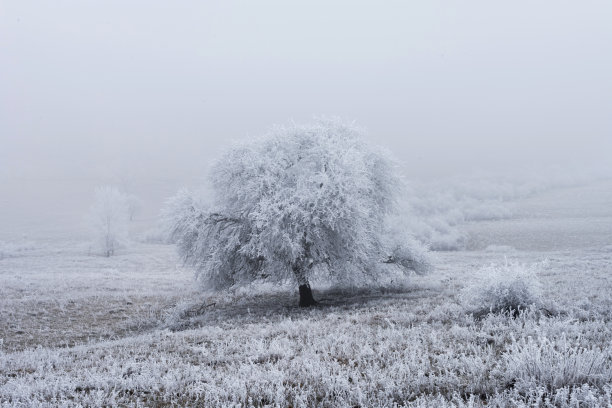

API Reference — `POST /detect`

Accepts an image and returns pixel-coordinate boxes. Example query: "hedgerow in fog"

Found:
[462,261,544,317]
[89,186,129,257]
[165,118,428,305]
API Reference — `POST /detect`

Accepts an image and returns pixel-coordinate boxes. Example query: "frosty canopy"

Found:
[165,119,420,298]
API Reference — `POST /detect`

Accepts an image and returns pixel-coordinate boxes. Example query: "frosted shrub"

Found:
[501,336,612,395]
[162,188,209,256]
[462,262,543,317]
[164,118,428,306]
[89,186,129,257]
[386,238,431,275]
[384,220,432,275]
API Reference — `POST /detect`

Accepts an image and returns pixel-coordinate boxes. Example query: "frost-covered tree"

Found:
[165,119,427,306]
[125,193,142,221]
[89,186,129,257]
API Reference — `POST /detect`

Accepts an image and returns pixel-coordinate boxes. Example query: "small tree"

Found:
[89,186,129,257]
[125,193,142,221]
[165,119,426,306]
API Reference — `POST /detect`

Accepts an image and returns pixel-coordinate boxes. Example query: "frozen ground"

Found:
[1,178,611,406]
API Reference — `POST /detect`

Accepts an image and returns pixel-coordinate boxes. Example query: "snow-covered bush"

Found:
[386,238,431,276]
[462,262,543,317]
[501,336,612,395]
[162,188,209,253]
[384,217,432,275]
[89,186,129,257]
[164,118,428,306]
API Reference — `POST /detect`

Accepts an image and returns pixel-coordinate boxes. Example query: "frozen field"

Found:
[1,178,611,407]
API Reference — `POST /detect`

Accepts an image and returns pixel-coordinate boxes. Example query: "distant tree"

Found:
[125,193,142,221]
[116,173,142,221]
[89,186,129,257]
[165,119,427,306]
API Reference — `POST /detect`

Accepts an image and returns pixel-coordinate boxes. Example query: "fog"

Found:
[4,4,612,404]
[2,1,611,183]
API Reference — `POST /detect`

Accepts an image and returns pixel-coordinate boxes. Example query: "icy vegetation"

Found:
[163,119,429,305]
[0,240,36,260]
[406,169,612,251]
[461,261,545,317]
[1,176,611,406]
[88,186,131,257]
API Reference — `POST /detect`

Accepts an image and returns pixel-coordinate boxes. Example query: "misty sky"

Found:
[2,1,611,182]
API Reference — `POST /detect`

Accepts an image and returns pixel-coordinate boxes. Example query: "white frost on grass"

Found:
[2,288,611,407]
[0,239,37,260]
[2,175,612,406]
[500,335,612,395]
[2,241,612,406]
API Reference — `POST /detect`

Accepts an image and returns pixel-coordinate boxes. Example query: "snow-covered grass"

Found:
[1,178,611,406]
[1,238,611,406]
[501,335,612,395]
[0,240,37,260]
[0,239,196,351]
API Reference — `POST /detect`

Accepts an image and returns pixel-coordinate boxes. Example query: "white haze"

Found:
[1,1,611,233]
[3,4,612,406]
[2,1,611,178]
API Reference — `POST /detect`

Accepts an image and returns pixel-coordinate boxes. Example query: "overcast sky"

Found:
[2,0,611,182]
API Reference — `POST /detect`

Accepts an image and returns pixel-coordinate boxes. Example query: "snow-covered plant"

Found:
[383,217,432,275]
[89,186,129,257]
[462,261,543,317]
[165,118,427,306]
[162,188,210,257]
[125,193,142,221]
[501,335,612,395]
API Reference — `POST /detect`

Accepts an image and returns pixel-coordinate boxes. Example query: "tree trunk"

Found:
[293,261,317,307]
[298,283,317,307]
